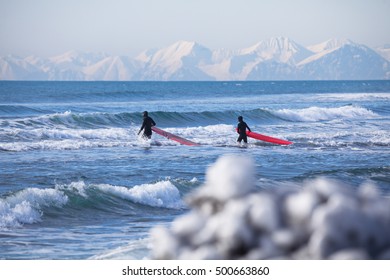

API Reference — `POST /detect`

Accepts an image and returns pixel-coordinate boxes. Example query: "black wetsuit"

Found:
[237,120,251,143]
[139,116,156,139]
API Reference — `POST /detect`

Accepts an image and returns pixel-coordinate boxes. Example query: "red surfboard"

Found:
[152,127,200,146]
[237,128,292,145]
[247,131,292,145]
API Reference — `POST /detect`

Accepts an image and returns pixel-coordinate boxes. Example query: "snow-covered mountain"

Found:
[83,56,140,81]
[1,38,389,80]
[0,55,46,80]
[241,37,313,64]
[376,44,390,62]
[307,38,353,53]
[298,42,390,80]
[135,40,214,81]
[204,37,313,80]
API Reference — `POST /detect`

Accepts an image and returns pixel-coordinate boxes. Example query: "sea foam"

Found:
[95,181,185,209]
[0,188,68,228]
[274,105,378,122]
[151,154,390,260]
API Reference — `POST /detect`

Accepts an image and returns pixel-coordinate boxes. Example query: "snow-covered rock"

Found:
[150,154,390,260]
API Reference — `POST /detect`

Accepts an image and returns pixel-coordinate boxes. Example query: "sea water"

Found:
[0,81,389,259]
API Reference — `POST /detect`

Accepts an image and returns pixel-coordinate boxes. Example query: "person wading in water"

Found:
[138,111,156,139]
[236,115,251,144]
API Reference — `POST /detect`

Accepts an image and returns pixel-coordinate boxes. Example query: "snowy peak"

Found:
[135,48,158,63]
[222,37,314,80]
[376,44,390,61]
[307,38,354,53]
[240,37,313,63]
[299,39,364,66]
[84,56,139,80]
[0,55,46,80]
[148,41,211,64]
[298,42,390,80]
[138,40,213,80]
[49,50,108,67]
[166,40,198,56]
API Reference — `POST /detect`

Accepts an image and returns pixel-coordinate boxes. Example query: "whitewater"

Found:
[0,81,389,259]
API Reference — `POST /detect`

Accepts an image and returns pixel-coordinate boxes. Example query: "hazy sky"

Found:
[1,0,389,57]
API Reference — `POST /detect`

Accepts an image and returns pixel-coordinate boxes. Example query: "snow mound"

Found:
[151,155,390,260]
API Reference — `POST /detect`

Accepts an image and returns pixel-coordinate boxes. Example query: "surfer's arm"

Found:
[138,121,146,135]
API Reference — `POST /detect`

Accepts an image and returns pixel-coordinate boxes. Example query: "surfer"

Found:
[138,111,156,139]
[237,116,251,144]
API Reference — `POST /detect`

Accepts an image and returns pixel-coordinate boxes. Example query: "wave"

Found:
[0,188,68,228]
[0,104,387,151]
[0,105,53,118]
[1,105,380,130]
[273,105,378,122]
[93,181,185,209]
[0,111,136,130]
[0,180,186,229]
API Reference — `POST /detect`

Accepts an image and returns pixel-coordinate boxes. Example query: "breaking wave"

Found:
[0,104,379,128]
[0,188,68,228]
[0,180,186,229]
[273,105,378,122]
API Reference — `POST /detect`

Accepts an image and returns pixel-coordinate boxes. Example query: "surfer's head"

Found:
[238,116,243,122]
[143,111,148,117]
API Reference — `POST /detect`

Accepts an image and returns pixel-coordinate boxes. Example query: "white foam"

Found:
[314,93,390,102]
[0,127,138,151]
[2,126,132,141]
[2,124,236,151]
[0,188,68,228]
[0,139,125,152]
[89,238,151,260]
[95,181,185,209]
[162,124,235,146]
[274,105,378,122]
[56,181,89,198]
[151,155,390,260]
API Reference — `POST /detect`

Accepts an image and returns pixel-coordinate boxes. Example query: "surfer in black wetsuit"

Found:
[237,116,251,144]
[138,111,156,139]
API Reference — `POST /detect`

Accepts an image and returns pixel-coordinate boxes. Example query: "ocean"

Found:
[0,80,389,259]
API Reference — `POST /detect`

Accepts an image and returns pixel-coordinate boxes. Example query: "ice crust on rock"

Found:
[151,155,390,259]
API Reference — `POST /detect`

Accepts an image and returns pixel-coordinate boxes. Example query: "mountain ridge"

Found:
[1,37,389,81]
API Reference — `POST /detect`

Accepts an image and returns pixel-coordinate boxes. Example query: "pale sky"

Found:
[1,0,389,57]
